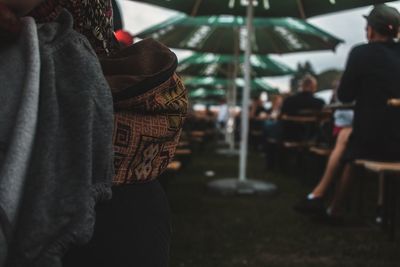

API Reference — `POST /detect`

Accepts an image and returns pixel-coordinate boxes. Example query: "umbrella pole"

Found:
[228,81,236,151]
[228,28,240,152]
[207,7,278,195]
[239,0,254,182]
[226,81,235,147]
[229,82,237,151]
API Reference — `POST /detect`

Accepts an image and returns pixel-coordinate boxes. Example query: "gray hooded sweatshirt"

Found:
[0,10,114,267]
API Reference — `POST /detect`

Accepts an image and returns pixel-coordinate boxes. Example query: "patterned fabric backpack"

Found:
[100,38,188,185]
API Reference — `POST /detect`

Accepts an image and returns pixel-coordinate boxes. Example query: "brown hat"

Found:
[364,4,400,37]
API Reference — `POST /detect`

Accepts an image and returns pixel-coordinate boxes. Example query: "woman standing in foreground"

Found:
[33,1,186,266]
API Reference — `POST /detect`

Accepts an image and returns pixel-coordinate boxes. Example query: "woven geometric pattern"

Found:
[30,0,117,55]
[112,74,188,185]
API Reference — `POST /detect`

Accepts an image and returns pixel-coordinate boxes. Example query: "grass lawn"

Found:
[164,145,400,267]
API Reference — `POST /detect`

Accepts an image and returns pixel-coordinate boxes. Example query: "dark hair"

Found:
[369,22,399,38]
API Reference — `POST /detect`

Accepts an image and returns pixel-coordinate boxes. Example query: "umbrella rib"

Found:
[191,0,203,16]
[264,28,282,54]
[296,0,307,19]
[211,27,233,54]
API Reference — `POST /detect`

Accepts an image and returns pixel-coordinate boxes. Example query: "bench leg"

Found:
[388,175,397,241]
[382,174,390,232]
[356,166,366,218]
[382,174,397,241]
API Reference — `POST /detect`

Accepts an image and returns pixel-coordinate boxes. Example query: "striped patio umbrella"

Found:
[178,53,294,78]
[129,0,396,18]
[184,76,278,93]
[137,15,343,55]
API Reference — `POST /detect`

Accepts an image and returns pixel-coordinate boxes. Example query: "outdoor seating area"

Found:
[2,0,400,267]
[155,90,400,266]
[164,143,400,267]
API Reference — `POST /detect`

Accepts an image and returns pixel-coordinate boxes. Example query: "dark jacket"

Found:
[280,91,325,141]
[338,41,400,160]
[281,91,325,116]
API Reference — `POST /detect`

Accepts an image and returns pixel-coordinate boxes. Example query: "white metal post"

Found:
[228,27,240,152]
[239,0,253,182]
[226,80,235,148]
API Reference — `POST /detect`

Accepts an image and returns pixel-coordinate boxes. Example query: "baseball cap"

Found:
[364,4,400,37]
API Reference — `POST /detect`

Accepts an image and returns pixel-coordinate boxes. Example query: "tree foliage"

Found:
[290,61,343,92]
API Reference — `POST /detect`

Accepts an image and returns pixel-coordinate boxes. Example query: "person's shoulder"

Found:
[345,43,374,64]
[283,93,294,100]
[348,43,371,56]
[315,97,325,106]
[351,42,400,52]
[284,94,298,102]
[282,94,295,106]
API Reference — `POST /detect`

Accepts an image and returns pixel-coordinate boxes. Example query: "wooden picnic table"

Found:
[324,98,400,110]
[388,98,400,107]
[324,102,355,110]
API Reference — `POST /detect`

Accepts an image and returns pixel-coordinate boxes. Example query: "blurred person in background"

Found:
[217,98,229,130]
[297,4,400,221]
[262,95,284,168]
[281,75,325,117]
[280,75,325,141]
[249,96,268,149]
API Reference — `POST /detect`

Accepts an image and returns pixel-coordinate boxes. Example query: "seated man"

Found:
[263,76,324,168]
[280,75,325,141]
[281,75,325,116]
[297,4,400,221]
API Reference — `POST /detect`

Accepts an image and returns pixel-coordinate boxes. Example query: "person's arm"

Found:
[337,47,362,103]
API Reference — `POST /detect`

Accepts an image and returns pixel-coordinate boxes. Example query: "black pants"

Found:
[63,180,171,267]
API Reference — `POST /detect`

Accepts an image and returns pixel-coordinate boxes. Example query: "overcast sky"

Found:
[117,0,400,91]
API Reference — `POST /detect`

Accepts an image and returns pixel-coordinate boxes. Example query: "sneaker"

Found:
[293,197,325,216]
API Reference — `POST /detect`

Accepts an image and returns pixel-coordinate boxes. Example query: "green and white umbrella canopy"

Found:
[137,15,343,54]
[178,53,294,77]
[184,76,279,93]
[189,87,226,99]
[130,0,397,18]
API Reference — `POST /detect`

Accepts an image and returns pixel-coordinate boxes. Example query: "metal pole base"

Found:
[207,178,278,196]
[216,148,240,156]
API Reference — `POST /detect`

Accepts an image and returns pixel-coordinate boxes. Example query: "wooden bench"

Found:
[309,146,332,157]
[280,114,319,123]
[174,148,192,166]
[175,149,192,156]
[356,160,400,241]
[387,98,400,107]
[275,114,321,175]
[190,131,206,138]
[188,131,206,147]
[178,141,189,148]
[280,114,319,148]
[166,161,182,172]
